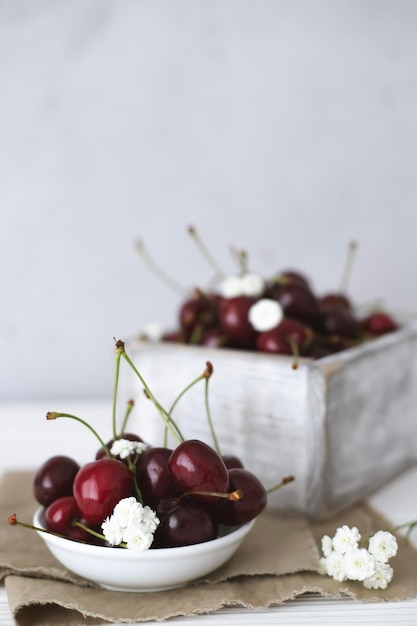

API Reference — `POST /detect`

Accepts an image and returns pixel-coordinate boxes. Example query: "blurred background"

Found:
[1,0,417,401]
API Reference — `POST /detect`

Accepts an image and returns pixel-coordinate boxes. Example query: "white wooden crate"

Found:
[121,322,417,519]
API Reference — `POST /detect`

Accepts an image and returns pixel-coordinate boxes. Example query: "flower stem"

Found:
[46,412,111,458]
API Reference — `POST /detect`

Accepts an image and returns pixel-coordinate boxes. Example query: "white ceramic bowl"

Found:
[33,508,255,592]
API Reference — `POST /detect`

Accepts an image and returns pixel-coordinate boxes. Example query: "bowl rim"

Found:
[33,506,256,560]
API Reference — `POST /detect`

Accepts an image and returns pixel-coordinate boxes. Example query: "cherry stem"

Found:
[187,225,225,280]
[174,488,243,505]
[229,245,248,275]
[266,475,295,494]
[203,365,221,456]
[8,514,88,544]
[285,336,300,370]
[135,239,187,296]
[116,340,184,444]
[340,240,358,293]
[46,412,112,458]
[112,352,121,439]
[119,399,135,437]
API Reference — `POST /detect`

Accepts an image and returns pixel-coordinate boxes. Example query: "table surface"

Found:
[1,400,417,626]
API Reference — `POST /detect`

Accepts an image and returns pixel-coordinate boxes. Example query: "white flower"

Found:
[142,322,165,342]
[218,276,244,298]
[112,496,141,528]
[321,534,333,558]
[317,556,329,575]
[241,272,264,297]
[248,298,283,332]
[101,497,160,551]
[332,525,361,555]
[363,562,394,590]
[325,551,347,582]
[110,438,147,460]
[123,525,154,552]
[343,548,376,582]
[368,531,398,564]
[101,516,124,546]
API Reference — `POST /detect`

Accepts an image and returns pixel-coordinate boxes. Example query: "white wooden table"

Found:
[1,400,417,625]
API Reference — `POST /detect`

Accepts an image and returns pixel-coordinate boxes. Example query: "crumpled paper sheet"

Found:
[1,471,417,625]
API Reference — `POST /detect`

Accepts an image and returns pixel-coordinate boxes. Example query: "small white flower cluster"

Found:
[101,497,160,551]
[110,438,147,460]
[319,525,398,590]
[248,298,283,332]
[141,321,165,342]
[218,273,264,298]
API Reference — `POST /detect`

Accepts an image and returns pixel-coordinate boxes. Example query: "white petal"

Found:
[248,299,283,332]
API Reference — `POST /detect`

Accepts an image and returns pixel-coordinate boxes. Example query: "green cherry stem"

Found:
[118,399,135,437]
[340,240,358,293]
[203,363,221,456]
[112,351,122,440]
[8,514,88,544]
[187,225,225,280]
[46,412,112,458]
[115,340,184,444]
[266,475,295,495]
[135,240,187,297]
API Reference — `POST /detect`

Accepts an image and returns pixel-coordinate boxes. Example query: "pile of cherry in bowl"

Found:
[29,343,286,551]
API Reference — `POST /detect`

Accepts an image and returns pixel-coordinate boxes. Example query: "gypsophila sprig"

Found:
[318,524,398,589]
[248,298,283,332]
[110,439,147,460]
[101,497,159,551]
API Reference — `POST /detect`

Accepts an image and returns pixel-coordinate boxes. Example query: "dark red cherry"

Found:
[168,439,229,497]
[321,309,359,339]
[199,327,232,348]
[256,318,312,358]
[153,502,215,548]
[270,283,320,326]
[218,296,257,348]
[272,270,311,290]
[135,447,177,508]
[44,496,91,541]
[319,292,352,312]
[73,458,135,525]
[222,454,244,470]
[179,296,218,332]
[362,312,398,335]
[215,468,267,525]
[34,455,80,507]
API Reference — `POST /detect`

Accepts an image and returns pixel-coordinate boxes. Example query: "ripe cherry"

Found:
[321,308,359,339]
[214,468,267,525]
[135,447,177,508]
[153,502,215,548]
[218,296,258,348]
[222,454,244,470]
[269,283,321,327]
[168,439,229,497]
[73,458,135,525]
[33,455,80,507]
[362,312,398,335]
[319,293,352,312]
[44,496,92,542]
